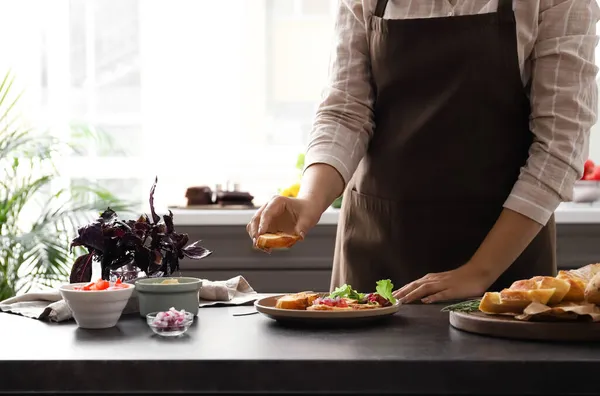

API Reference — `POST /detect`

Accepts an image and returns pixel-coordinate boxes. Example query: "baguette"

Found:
[275,292,318,310]
[556,270,587,302]
[531,276,570,305]
[306,304,352,311]
[256,232,301,250]
[584,272,600,304]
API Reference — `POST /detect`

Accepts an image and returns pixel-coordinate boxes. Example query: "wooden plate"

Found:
[450,311,600,342]
[254,294,402,325]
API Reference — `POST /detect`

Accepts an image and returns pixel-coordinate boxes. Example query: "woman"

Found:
[247,0,599,304]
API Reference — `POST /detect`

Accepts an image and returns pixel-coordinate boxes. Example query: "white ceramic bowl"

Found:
[572,180,600,203]
[59,282,135,329]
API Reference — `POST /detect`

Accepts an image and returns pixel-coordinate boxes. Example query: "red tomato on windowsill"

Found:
[589,166,600,181]
[584,159,595,178]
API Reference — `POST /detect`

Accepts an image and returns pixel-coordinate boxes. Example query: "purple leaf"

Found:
[173,233,189,250]
[100,208,118,224]
[182,241,212,260]
[71,223,104,253]
[134,247,152,274]
[69,253,94,283]
[163,211,174,234]
[119,232,143,248]
[148,176,160,224]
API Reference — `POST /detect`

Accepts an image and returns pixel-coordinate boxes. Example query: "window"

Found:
[2,1,600,210]
[3,0,337,210]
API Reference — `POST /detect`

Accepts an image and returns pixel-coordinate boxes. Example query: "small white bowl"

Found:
[59,282,135,329]
[572,180,600,203]
[146,311,194,337]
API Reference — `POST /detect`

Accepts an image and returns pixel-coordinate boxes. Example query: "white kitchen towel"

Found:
[198,275,259,307]
[0,276,259,322]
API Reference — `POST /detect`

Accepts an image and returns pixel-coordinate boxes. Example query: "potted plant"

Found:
[69,177,212,284]
[0,70,133,301]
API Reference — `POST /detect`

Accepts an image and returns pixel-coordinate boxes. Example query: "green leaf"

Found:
[440,299,481,313]
[0,69,135,299]
[295,153,305,171]
[375,279,396,304]
[329,284,364,301]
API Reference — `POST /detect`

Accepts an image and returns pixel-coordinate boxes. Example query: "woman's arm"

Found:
[469,0,600,279]
[299,0,375,209]
[502,0,600,226]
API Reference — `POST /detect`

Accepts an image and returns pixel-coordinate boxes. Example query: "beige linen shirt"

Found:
[305,0,600,225]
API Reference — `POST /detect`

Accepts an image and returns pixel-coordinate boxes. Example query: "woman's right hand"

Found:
[246,195,323,247]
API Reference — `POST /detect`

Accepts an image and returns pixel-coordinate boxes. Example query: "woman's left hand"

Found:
[393,263,496,304]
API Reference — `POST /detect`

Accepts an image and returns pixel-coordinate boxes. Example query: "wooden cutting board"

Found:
[449,311,600,341]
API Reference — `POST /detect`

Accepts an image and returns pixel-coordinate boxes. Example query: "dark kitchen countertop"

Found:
[2,303,600,395]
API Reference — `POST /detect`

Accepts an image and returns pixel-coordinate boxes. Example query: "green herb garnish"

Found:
[375,279,397,304]
[329,279,397,305]
[329,284,364,301]
[441,299,481,313]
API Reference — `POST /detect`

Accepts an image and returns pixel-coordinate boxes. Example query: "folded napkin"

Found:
[0,275,259,322]
[198,275,258,307]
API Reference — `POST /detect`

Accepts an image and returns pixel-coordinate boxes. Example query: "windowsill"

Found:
[171,202,600,226]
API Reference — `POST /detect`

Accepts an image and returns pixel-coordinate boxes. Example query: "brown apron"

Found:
[331,0,556,293]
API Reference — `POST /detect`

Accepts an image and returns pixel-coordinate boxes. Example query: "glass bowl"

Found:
[146,310,194,337]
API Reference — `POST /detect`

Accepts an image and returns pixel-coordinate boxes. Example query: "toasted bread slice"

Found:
[275,292,319,310]
[508,279,538,291]
[256,232,301,250]
[584,272,600,304]
[506,277,570,305]
[349,303,381,310]
[307,304,353,311]
[531,276,571,305]
[557,270,587,302]
[479,292,529,314]
[499,288,556,305]
[568,263,600,282]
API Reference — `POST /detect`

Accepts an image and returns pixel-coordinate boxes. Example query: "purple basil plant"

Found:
[69,177,212,283]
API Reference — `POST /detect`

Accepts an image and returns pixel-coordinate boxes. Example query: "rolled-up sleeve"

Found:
[504,0,600,225]
[304,0,375,185]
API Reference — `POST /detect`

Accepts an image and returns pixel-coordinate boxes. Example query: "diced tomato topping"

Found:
[95,279,109,290]
[313,296,348,307]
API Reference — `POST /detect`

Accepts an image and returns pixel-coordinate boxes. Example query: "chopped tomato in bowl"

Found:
[59,278,135,329]
[72,278,130,291]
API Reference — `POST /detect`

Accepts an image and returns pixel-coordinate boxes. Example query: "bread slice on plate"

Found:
[256,232,301,249]
[306,304,352,311]
[275,292,319,310]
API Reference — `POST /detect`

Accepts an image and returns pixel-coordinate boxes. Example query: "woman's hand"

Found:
[392,263,496,304]
[246,196,322,249]
[394,208,545,304]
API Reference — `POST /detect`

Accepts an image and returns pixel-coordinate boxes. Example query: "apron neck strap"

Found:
[373,0,388,18]
[373,0,515,22]
[498,0,515,23]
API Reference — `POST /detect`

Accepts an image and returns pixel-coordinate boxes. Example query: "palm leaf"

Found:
[0,70,135,300]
